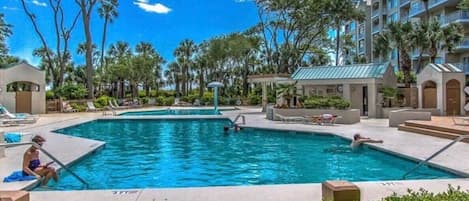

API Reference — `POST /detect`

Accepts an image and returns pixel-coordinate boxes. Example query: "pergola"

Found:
[247,74,292,111]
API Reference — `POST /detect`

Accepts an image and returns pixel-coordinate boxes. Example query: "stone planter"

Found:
[272,108,360,124]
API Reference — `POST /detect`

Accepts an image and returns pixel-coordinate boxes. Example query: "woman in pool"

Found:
[23,135,58,186]
[351,133,383,149]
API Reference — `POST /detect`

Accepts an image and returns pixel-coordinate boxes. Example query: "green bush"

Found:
[248,93,261,105]
[303,96,350,110]
[46,90,55,100]
[140,97,149,104]
[156,96,165,106]
[187,94,200,104]
[95,95,112,108]
[55,83,88,100]
[396,71,417,84]
[202,92,214,105]
[70,103,87,112]
[138,91,146,98]
[163,97,174,106]
[382,185,469,201]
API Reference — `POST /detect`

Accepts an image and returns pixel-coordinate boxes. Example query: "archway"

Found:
[422,81,437,108]
[446,79,461,115]
[6,81,40,114]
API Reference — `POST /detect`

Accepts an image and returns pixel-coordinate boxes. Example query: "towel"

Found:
[3,171,36,182]
[4,133,21,143]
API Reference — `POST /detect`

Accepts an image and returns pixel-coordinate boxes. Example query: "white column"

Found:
[367,83,377,118]
[342,84,351,102]
[262,82,268,112]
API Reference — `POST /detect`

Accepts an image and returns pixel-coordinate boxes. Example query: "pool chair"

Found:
[0,105,38,124]
[113,99,131,109]
[86,101,103,112]
[275,113,306,123]
[62,101,78,113]
[193,99,201,107]
[312,114,341,125]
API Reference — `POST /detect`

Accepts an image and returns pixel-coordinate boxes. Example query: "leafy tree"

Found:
[0,13,12,63]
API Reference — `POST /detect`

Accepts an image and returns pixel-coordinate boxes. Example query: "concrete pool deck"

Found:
[1,106,468,200]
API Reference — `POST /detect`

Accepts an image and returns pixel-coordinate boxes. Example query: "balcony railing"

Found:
[358,32,365,39]
[400,0,410,6]
[409,0,447,17]
[372,25,380,33]
[443,10,469,25]
[456,37,469,49]
[359,46,365,53]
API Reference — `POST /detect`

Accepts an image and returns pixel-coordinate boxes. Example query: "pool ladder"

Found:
[402,134,469,179]
[1,142,90,189]
[232,114,246,126]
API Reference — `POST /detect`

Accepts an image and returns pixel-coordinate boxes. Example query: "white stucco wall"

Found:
[0,63,46,114]
[417,65,465,115]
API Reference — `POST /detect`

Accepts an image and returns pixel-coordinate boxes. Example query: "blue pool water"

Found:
[120,109,230,116]
[50,119,457,190]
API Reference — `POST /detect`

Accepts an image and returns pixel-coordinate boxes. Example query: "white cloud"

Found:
[133,1,171,14]
[2,6,19,11]
[31,0,47,7]
[235,0,252,2]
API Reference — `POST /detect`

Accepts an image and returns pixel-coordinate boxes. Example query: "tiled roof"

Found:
[291,63,390,80]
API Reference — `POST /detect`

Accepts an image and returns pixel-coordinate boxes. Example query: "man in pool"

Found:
[351,133,383,149]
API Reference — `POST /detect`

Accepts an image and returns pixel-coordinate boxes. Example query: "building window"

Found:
[389,12,398,23]
[387,0,397,10]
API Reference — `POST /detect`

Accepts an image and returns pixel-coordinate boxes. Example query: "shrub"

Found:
[156,96,165,106]
[202,92,214,105]
[248,93,261,105]
[140,97,149,104]
[163,97,174,106]
[95,95,112,108]
[70,103,86,112]
[333,99,350,109]
[303,96,350,110]
[187,94,200,104]
[396,71,416,84]
[46,90,55,100]
[55,83,88,100]
[382,185,469,201]
[304,98,321,109]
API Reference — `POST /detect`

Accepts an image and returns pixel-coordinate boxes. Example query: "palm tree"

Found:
[410,21,430,73]
[386,22,413,87]
[328,0,365,66]
[373,33,392,63]
[174,39,197,96]
[427,19,463,64]
[98,0,118,71]
[276,82,300,108]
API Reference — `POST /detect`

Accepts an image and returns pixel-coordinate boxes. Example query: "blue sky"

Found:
[1,0,259,66]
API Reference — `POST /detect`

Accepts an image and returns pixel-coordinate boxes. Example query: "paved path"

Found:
[0,107,468,200]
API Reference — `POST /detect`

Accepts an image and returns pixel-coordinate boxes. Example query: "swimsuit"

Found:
[23,159,40,176]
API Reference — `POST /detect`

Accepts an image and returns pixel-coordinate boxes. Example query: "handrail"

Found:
[232,114,246,126]
[0,142,90,189]
[402,135,469,179]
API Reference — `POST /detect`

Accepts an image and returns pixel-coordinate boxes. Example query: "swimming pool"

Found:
[119,109,233,116]
[50,119,457,190]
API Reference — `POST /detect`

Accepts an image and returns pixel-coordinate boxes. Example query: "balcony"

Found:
[443,10,469,25]
[400,0,410,7]
[454,37,469,50]
[372,25,381,33]
[359,46,365,54]
[409,0,448,17]
[358,32,365,39]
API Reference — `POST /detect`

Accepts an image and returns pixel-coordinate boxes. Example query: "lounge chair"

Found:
[86,101,103,112]
[193,99,201,106]
[275,113,306,123]
[0,105,38,124]
[62,101,77,113]
[308,114,340,125]
[114,99,131,109]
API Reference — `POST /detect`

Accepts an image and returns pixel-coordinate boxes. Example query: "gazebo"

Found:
[417,63,465,115]
[0,63,46,114]
[247,74,292,111]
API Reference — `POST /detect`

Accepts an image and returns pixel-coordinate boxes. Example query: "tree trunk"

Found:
[199,68,204,97]
[242,61,249,97]
[335,21,340,66]
[145,82,150,97]
[100,17,109,71]
[77,0,97,99]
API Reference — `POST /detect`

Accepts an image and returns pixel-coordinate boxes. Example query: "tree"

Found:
[459,0,469,9]
[386,22,413,87]
[328,0,365,66]
[174,39,197,96]
[75,0,99,99]
[0,13,12,63]
[427,19,463,64]
[373,33,392,63]
[98,0,118,71]
[20,0,81,89]
[255,0,332,73]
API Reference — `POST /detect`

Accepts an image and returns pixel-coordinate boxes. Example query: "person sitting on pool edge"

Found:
[350,133,383,149]
[23,135,58,186]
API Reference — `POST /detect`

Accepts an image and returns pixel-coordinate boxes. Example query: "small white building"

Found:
[0,63,46,114]
[417,63,465,115]
[291,63,397,118]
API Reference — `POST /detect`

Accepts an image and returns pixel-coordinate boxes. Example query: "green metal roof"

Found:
[291,63,390,80]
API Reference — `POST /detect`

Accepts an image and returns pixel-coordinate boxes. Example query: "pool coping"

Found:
[3,110,469,200]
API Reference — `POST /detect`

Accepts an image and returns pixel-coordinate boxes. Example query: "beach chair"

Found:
[193,99,201,106]
[315,114,340,125]
[86,101,102,112]
[62,101,77,113]
[275,113,306,123]
[113,99,131,109]
[0,105,38,124]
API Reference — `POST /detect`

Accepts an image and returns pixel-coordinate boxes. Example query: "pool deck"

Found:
[1,106,469,200]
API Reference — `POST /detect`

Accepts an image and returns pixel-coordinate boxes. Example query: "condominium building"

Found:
[344,0,469,73]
